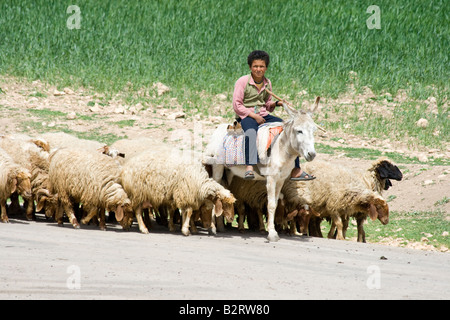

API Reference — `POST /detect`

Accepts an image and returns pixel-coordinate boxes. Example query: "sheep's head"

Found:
[13,170,32,199]
[31,139,51,152]
[197,201,214,229]
[36,189,58,219]
[98,145,125,158]
[368,196,389,225]
[212,190,236,223]
[114,200,134,230]
[371,158,403,190]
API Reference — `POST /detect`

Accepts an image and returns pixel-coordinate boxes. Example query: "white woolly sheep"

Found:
[0,134,50,220]
[339,157,402,242]
[37,132,124,158]
[48,148,133,230]
[109,137,161,164]
[121,149,236,235]
[311,157,403,242]
[0,147,32,223]
[28,150,58,220]
[299,160,391,241]
[226,175,313,235]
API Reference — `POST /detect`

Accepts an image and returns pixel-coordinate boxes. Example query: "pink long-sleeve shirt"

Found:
[233,74,275,119]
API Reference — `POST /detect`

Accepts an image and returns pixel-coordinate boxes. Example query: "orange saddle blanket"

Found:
[265,126,283,152]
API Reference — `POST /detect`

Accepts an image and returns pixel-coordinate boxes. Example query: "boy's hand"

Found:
[252,113,265,124]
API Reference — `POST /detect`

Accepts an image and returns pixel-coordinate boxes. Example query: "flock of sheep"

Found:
[0,131,403,242]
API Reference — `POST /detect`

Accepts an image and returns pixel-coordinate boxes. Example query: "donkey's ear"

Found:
[283,103,298,118]
[309,97,320,114]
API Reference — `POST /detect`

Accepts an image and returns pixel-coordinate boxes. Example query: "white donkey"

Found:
[205,100,320,242]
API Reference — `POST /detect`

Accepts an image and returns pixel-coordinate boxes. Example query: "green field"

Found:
[345,209,450,250]
[1,0,448,97]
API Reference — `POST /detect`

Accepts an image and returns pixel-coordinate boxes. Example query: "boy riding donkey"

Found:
[232,50,316,181]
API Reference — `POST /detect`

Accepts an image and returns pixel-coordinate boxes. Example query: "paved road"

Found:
[1,216,449,300]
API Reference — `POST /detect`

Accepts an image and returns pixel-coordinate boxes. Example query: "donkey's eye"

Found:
[297,130,303,134]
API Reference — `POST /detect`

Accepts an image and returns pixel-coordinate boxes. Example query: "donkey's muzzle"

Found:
[305,151,316,162]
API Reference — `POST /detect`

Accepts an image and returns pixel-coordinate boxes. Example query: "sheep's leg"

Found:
[237,212,245,233]
[309,216,323,237]
[209,214,217,235]
[328,221,337,239]
[356,216,366,243]
[215,215,225,232]
[81,207,97,225]
[135,206,149,234]
[74,203,82,222]
[24,198,35,221]
[143,208,153,230]
[266,177,282,242]
[236,201,245,233]
[342,217,349,239]
[168,209,176,232]
[205,207,216,236]
[98,209,106,231]
[63,203,80,229]
[298,209,310,235]
[55,203,64,226]
[257,209,266,234]
[289,219,297,235]
[1,200,9,223]
[329,216,344,240]
[181,208,193,236]
[190,215,198,234]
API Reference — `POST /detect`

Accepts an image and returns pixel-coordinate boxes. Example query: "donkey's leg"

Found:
[211,164,225,184]
[266,176,282,242]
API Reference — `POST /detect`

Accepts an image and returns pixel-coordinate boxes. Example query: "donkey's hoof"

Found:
[267,230,280,242]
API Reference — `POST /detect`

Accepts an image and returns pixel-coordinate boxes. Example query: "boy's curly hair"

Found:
[247,50,270,67]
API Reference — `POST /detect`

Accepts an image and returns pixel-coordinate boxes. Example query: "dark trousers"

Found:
[240,114,300,168]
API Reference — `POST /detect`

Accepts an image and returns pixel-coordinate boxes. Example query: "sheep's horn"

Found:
[36,188,51,197]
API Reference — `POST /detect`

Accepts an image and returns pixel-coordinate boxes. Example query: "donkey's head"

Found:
[282,97,320,162]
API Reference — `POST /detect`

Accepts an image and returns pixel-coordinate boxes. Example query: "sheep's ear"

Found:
[9,178,17,194]
[286,209,298,221]
[369,203,378,221]
[283,103,298,118]
[36,197,48,212]
[115,205,124,222]
[213,197,223,217]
